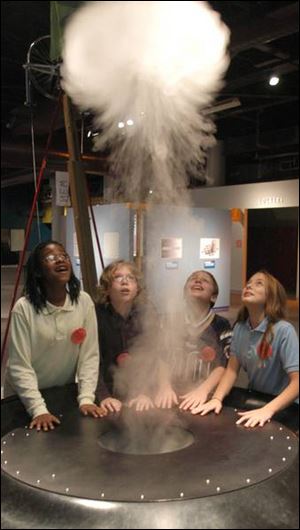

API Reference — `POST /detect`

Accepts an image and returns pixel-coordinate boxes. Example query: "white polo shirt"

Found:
[4,291,99,418]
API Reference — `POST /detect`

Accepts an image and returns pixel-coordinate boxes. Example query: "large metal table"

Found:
[1,385,299,529]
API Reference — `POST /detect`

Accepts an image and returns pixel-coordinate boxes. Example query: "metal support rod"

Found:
[134,205,144,273]
[242,208,248,287]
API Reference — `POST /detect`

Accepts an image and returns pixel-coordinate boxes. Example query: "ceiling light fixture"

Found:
[269,75,280,86]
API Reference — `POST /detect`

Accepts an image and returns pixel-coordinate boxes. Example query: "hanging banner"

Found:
[55,171,71,206]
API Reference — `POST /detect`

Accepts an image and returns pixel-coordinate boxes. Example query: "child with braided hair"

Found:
[4,240,106,431]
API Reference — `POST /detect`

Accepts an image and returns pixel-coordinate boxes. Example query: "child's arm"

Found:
[79,403,107,417]
[7,310,63,431]
[154,359,179,409]
[128,394,154,411]
[191,356,240,415]
[236,371,299,428]
[76,301,100,409]
[100,397,122,413]
[179,366,225,410]
[154,386,179,408]
[7,310,51,419]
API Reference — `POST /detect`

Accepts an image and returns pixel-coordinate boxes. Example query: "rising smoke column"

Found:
[62,1,230,201]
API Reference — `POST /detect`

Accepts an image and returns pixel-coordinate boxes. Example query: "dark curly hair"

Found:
[24,240,81,313]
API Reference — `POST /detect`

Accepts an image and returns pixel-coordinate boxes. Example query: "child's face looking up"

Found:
[185,272,216,306]
[108,265,138,307]
[40,243,72,286]
[242,273,267,307]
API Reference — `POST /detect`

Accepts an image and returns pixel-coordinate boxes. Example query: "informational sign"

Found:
[165,261,179,270]
[204,260,215,269]
[56,171,71,206]
[161,237,183,259]
[200,238,220,259]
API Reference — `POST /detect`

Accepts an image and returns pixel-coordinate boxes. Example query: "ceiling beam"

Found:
[1,142,108,174]
[230,2,299,55]
[217,96,298,120]
[226,62,298,91]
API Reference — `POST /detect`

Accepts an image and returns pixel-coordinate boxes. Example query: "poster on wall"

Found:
[104,232,119,259]
[161,237,183,259]
[200,238,220,259]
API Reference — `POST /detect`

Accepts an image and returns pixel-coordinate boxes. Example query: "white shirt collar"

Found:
[41,293,74,315]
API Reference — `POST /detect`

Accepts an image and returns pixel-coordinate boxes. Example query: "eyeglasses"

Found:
[43,253,70,264]
[112,274,137,284]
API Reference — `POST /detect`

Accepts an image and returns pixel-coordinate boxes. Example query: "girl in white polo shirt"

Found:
[4,240,106,431]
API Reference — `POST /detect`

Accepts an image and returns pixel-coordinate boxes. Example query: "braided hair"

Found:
[24,240,81,313]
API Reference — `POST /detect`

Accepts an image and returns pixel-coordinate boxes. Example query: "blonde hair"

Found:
[96,260,143,304]
[184,270,219,308]
[237,270,287,345]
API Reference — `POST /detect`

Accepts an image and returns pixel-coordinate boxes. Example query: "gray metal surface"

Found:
[1,407,298,503]
[1,385,299,529]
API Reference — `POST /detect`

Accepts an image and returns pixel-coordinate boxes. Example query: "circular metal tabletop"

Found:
[1,385,299,529]
[1,407,298,503]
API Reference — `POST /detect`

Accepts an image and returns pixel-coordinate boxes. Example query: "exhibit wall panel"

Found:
[144,205,231,314]
[65,204,132,282]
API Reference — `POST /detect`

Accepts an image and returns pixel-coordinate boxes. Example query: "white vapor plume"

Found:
[62,1,230,200]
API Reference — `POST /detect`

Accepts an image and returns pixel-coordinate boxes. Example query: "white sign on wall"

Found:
[104,232,120,259]
[56,171,71,207]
